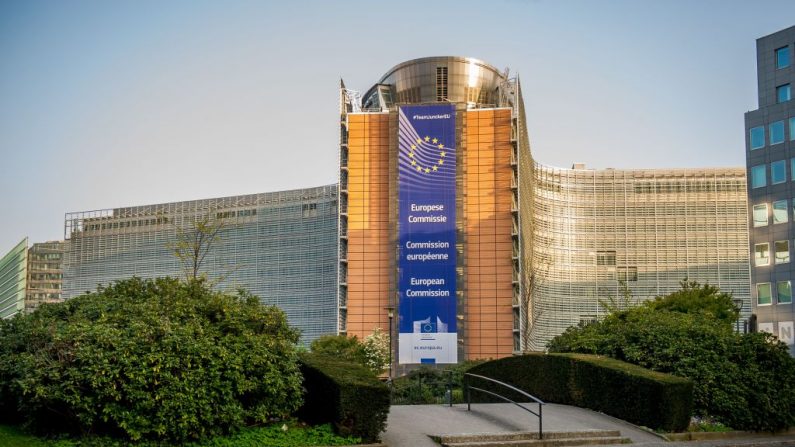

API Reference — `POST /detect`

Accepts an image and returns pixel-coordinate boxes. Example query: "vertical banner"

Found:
[397,104,457,364]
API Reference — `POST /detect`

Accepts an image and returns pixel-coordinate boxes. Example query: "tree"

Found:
[548,281,795,432]
[310,330,389,376]
[362,328,390,375]
[167,215,227,282]
[645,279,739,325]
[0,277,304,442]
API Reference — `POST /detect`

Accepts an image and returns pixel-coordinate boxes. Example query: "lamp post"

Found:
[385,306,395,379]
[732,298,743,333]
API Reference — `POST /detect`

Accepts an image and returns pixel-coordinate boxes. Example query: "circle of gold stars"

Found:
[408,135,447,174]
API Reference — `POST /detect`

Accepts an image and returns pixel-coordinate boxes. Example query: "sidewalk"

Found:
[381,403,661,446]
[380,403,795,447]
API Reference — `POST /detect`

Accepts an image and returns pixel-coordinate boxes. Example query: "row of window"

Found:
[754,240,791,266]
[750,118,795,149]
[757,281,793,306]
[751,200,795,226]
[749,158,795,188]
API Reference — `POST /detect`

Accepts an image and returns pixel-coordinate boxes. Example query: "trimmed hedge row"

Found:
[467,353,693,432]
[297,352,390,443]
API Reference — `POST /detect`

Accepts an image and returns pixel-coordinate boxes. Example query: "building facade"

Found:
[530,165,750,350]
[25,241,65,312]
[341,56,752,364]
[63,186,338,344]
[0,239,65,318]
[745,25,795,354]
[0,238,28,319]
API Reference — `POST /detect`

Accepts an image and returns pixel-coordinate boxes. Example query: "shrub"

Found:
[548,305,795,432]
[467,353,693,432]
[0,277,304,443]
[297,352,389,443]
[310,331,389,376]
[389,360,487,405]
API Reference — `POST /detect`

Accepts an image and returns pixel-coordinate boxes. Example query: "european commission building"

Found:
[62,56,752,359]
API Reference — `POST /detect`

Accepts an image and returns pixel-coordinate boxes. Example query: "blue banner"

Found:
[397,104,457,364]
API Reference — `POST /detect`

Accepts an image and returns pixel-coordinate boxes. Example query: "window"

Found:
[771,121,785,145]
[791,158,795,181]
[751,164,766,188]
[755,243,770,266]
[776,46,790,69]
[436,66,448,101]
[775,240,790,264]
[777,84,791,103]
[774,200,789,224]
[791,117,795,141]
[617,266,638,282]
[776,281,792,304]
[750,126,765,149]
[753,203,768,227]
[757,283,772,305]
[771,160,787,184]
[596,250,616,266]
[780,281,794,304]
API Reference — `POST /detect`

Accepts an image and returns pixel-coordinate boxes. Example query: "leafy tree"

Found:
[0,277,304,443]
[362,328,390,375]
[645,280,739,326]
[167,215,227,282]
[310,331,389,376]
[548,282,795,432]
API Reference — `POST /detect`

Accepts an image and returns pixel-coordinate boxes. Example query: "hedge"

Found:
[467,353,693,432]
[297,353,390,443]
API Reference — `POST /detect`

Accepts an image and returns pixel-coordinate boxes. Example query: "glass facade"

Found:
[25,241,64,312]
[64,186,338,344]
[745,25,795,355]
[529,167,750,349]
[0,238,28,319]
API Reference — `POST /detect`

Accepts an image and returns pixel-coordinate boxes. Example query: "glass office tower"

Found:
[64,186,338,344]
[745,25,795,354]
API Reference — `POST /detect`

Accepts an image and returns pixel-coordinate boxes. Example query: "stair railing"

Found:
[463,372,545,439]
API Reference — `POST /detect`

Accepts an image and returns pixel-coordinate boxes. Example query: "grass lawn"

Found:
[0,422,360,447]
[0,424,47,447]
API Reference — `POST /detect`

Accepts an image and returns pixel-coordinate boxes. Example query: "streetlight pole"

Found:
[385,306,394,379]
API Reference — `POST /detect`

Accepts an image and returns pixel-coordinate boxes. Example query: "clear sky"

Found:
[1,0,794,252]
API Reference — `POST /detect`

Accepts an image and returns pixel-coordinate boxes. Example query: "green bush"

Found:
[297,352,389,443]
[0,277,304,443]
[389,360,486,405]
[467,353,693,432]
[549,304,795,432]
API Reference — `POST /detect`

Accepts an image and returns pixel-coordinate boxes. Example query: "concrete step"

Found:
[434,430,622,444]
[440,436,631,447]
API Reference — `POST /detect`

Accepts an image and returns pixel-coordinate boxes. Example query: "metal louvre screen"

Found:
[397,104,457,364]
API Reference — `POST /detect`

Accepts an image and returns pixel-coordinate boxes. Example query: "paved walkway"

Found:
[381,403,662,446]
[380,403,795,447]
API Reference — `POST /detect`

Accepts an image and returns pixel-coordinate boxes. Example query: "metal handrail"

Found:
[463,372,545,439]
